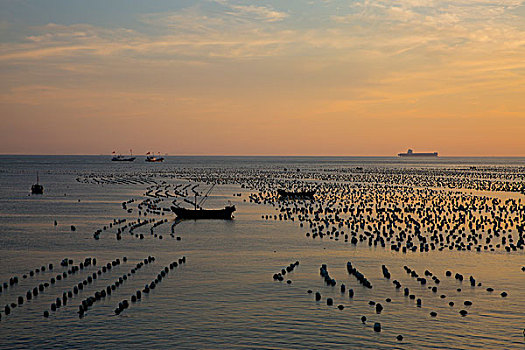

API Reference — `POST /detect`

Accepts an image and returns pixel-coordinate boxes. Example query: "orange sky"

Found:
[1,1,524,156]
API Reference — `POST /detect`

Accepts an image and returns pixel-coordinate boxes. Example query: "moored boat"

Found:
[145,155,164,162]
[111,149,136,161]
[31,173,43,194]
[171,205,236,220]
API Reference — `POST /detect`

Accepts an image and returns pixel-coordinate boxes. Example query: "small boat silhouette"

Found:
[170,184,235,219]
[171,205,236,220]
[31,173,44,194]
[111,149,136,161]
[145,152,164,162]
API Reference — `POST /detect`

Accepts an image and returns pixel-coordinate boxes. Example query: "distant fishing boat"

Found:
[31,173,44,194]
[145,152,164,162]
[112,149,136,162]
[145,156,163,162]
[398,149,438,157]
[278,189,316,199]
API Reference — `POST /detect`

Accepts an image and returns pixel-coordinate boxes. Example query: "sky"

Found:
[1,0,524,156]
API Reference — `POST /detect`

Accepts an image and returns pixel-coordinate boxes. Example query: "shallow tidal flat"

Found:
[0,156,524,349]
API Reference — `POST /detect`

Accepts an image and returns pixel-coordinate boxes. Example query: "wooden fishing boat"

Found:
[171,205,236,220]
[112,149,136,161]
[145,152,164,162]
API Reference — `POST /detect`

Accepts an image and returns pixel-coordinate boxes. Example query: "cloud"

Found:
[1,0,524,123]
[1,0,523,66]
[227,4,288,22]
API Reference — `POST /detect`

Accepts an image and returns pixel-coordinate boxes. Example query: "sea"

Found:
[0,156,524,349]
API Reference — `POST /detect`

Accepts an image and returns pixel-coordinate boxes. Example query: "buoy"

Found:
[376,303,383,313]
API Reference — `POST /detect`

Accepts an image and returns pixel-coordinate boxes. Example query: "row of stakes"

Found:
[272,261,299,284]
[1,256,80,294]
[115,256,186,315]
[276,261,517,342]
[77,256,155,318]
[1,258,97,320]
[93,215,181,241]
[272,262,387,334]
[43,257,128,318]
[307,282,399,340]
[401,266,509,316]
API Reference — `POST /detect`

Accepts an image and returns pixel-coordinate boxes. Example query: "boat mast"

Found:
[198,184,215,207]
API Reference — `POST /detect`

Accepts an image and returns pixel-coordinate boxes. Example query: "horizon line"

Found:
[2,153,525,158]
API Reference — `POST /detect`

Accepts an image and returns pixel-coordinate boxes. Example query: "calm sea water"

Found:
[0,156,524,349]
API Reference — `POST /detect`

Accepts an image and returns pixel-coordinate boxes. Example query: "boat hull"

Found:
[171,206,236,220]
[398,149,438,157]
[146,157,164,162]
[398,153,438,157]
[31,184,43,194]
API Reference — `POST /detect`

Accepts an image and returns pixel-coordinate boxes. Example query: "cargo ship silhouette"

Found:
[398,149,438,157]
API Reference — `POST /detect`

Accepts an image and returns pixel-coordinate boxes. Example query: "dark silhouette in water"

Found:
[398,149,438,157]
[31,172,43,194]
[171,205,236,220]
[145,152,164,162]
[111,149,136,162]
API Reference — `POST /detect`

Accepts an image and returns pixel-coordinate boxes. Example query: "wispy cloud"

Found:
[1,0,524,154]
[227,4,288,22]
